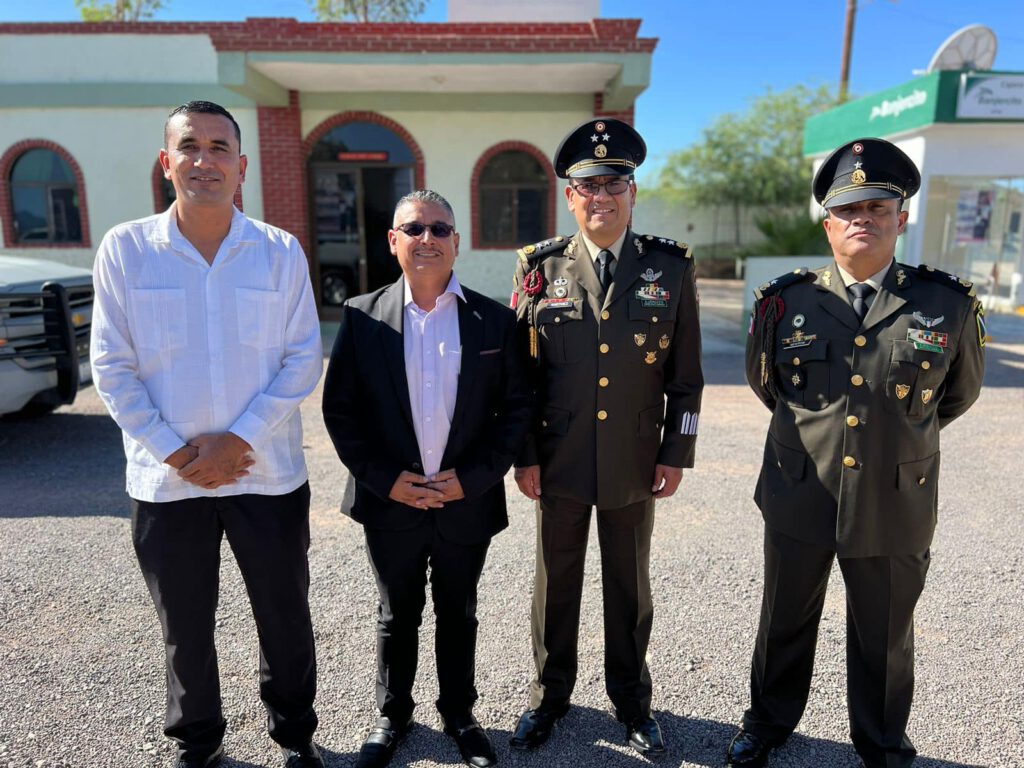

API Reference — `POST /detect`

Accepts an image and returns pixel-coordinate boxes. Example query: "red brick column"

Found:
[257,90,308,253]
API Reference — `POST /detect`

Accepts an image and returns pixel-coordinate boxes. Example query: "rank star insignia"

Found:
[640,267,663,282]
[602,133,610,141]
[921,388,934,404]
[791,372,802,386]
[854,161,863,169]
[645,351,658,364]
[895,384,910,400]
[591,134,599,142]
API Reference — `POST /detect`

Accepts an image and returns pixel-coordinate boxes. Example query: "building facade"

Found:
[0,16,654,310]
[804,70,1024,310]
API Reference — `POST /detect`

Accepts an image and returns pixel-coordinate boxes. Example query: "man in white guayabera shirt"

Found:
[90,101,325,768]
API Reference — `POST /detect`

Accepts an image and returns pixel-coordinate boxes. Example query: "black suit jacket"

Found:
[322,276,532,545]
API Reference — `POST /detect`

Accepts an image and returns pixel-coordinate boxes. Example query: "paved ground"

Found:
[1,280,1022,768]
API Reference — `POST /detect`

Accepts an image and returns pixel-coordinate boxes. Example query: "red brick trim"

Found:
[470,141,557,251]
[257,90,306,250]
[593,94,635,126]
[303,111,426,190]
[0,19,655,53]
[0,139,91,249]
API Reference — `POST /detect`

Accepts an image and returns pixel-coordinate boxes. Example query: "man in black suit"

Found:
[323,190,532,768]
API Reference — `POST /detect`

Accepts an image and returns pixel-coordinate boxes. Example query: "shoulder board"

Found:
[916,264,977,297]
[637,234,692,258]
[754,268,813,300]
[517,236,570,267]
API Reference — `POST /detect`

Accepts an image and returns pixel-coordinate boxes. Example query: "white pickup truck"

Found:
[0,254,94,417]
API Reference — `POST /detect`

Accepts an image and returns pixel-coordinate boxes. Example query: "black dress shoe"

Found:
[727,730,773,767]
[354,716,414,768]
[442,714,497,768]
[509,705,569,750]
[281,741,325,768]
[626,715,666,757]
[174,745,223,768]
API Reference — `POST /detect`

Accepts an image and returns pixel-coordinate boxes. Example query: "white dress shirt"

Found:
[403,273,464,478]
[837,259,893,312]
[90,204,323,502]
[580,229,628,279]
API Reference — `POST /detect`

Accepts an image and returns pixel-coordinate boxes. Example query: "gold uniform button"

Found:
[597,410,608,421]
[917,476,927,486]
[599,377,609,387]
[792,357,801,366]
[601,310,610,320]
[846,415,859,427]
[541,420,548,427]
[843,456,857,468]
[554,316,561,323]
[600,343,610,353]
[921,360,931,370]
[854,335,867,347]
[651,316,659,323]
[851,374,864,386]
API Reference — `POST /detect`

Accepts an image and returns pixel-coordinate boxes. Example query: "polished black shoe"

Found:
[626,715,666,757]
[727,730,773,767]
[354,716,414,768]
[281,741,325,768]
[174,745,223,768]
[443,714,497,768]
[508,705,569,750]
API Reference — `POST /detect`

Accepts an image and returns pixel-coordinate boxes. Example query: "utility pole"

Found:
[839,0,857,103]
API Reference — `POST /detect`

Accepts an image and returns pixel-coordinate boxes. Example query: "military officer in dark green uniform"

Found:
[728,138,986,768]
[508,118,704,757]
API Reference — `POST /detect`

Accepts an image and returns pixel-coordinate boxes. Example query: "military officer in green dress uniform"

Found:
[508,118,704,757]
[728,138,986,768]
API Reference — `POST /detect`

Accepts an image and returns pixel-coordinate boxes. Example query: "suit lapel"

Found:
[861,262,906,331]
[376,278,415,432]
[565,233,605,304]
[815,261,860,330]
[448,293,482,437]
[605,230,645,309]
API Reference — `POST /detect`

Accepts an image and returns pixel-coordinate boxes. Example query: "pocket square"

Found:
[479,348,502,355]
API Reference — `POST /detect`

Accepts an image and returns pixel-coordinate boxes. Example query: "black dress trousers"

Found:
[743,526,929,768]
[131,482,318,761]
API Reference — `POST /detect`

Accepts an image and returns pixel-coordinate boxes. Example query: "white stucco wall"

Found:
[0,108,263,268]
[301,107,592,300]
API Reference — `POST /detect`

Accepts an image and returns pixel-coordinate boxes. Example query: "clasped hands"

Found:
[165,432,254,490]
[389,468,465,509]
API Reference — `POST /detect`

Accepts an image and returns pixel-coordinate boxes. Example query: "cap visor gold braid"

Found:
[566,158,637,175]
[823,181,905,205]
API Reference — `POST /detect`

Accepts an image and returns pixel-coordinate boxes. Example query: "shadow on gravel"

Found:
[982,343,1024,388]
[0,412,127,518]
[702,352,749,387]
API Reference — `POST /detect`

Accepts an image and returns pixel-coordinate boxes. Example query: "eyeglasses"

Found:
[570,178,633,197]
[394,222,456,238]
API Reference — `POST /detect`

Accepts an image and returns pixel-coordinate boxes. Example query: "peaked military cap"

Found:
[553,117,646,179]
[813,137,921,209]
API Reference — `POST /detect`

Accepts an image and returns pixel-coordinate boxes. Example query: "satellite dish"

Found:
[926,24,998,72]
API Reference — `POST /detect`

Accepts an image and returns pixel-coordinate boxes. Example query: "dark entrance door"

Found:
[308,121,417,318]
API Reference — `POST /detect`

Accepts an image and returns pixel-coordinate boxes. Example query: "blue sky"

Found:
[5,0,1024,182]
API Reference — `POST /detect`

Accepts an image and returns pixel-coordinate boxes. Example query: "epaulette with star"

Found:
[637,234,693,259]
[916,264,977,297]
[754,268,814,300]
[516,236,570,267]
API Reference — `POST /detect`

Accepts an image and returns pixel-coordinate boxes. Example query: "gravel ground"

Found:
[1,280,1022,768]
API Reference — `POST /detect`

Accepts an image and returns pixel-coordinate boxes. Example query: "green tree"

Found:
[310,0,426,22]
[75,0,166,21]
[649,84,835,247]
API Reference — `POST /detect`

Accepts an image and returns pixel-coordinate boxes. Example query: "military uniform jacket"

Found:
[746,261,985,557]
[513,230,704,509]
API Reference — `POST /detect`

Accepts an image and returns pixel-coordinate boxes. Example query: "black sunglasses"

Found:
[394,222,456,238]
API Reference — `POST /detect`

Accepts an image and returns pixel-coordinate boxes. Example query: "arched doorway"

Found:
[307,117,421,312]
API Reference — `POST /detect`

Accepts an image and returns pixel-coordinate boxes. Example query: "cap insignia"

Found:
[851,169,867,185]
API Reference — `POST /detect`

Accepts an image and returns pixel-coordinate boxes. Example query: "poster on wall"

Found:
[955,189,994,244]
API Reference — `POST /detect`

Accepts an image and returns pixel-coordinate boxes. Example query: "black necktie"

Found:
[598,249,614,292]
[849,282,875,322]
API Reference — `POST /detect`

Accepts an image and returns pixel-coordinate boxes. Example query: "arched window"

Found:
[9,149,83,244]
[475,148,552,248]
